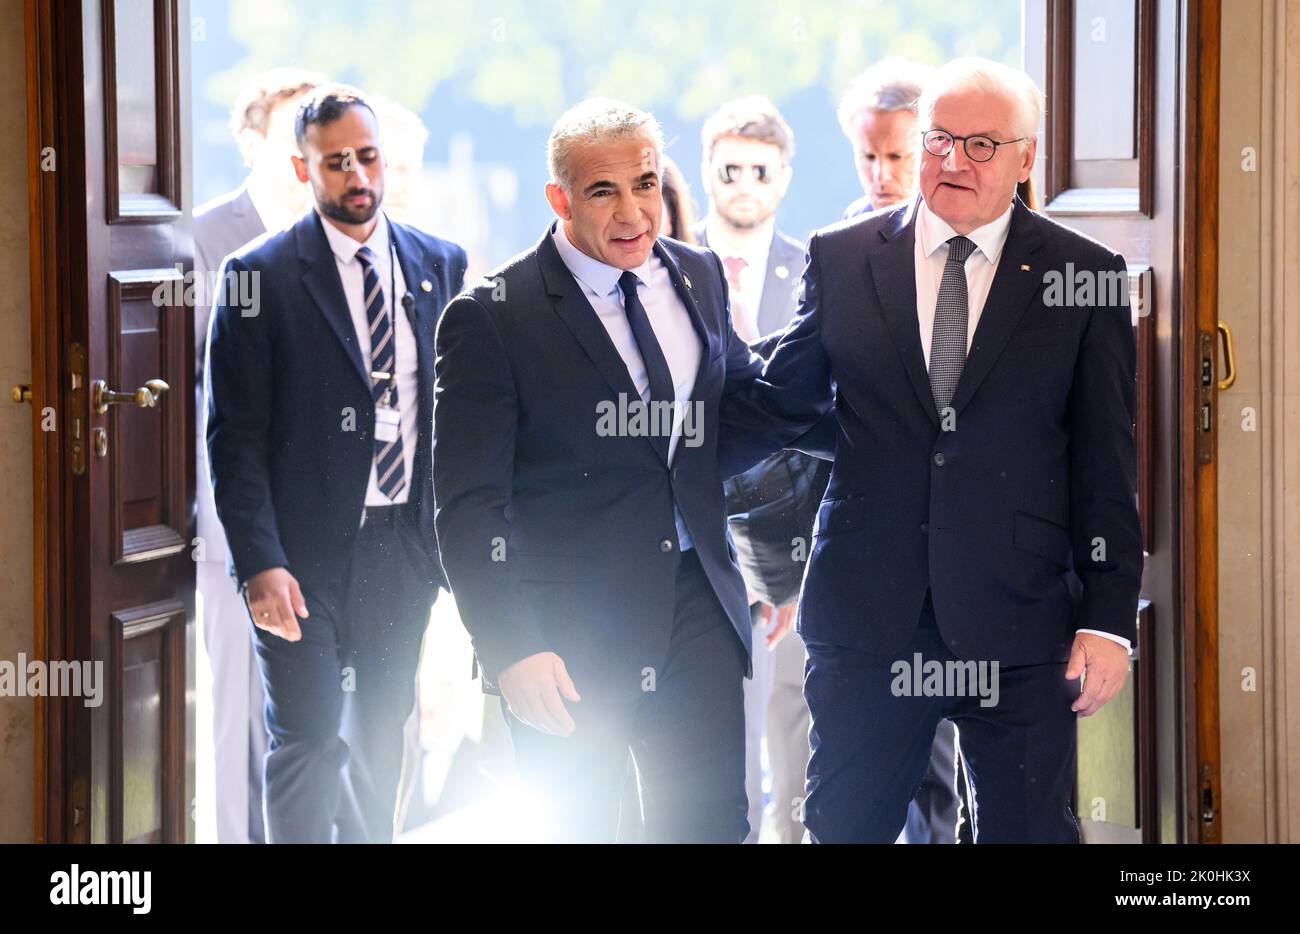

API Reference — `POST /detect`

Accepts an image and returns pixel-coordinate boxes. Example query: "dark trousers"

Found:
[506,548,749,843]
[251,504,438,843]
[803,600,1081,844]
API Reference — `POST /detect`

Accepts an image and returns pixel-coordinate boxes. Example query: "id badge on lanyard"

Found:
[375,399,401,443]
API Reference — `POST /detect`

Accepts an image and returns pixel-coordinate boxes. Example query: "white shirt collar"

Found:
[551,220,654,297]
[916,196,1014,267]
[704,213,774,269]
[318,208,391,264]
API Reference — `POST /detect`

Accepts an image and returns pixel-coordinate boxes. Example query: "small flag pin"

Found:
[1020,264,1031,272]
[420,279,433,292]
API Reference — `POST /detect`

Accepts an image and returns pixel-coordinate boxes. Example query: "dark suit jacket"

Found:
[692,222,832,607]
[721,196,1143,665]
[207,210,468,594]
[193,185,268,567]
[432,226,765,700]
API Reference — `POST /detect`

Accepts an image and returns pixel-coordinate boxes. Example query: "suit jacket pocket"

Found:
[1013,511,1073,570]
[813,495,867,537]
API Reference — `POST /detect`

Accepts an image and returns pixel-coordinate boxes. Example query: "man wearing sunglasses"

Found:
[722,58,1141,842]
[693,96,825,844]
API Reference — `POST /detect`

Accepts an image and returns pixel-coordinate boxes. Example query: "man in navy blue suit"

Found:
[207,86,467,843]
[432,98,770,843]
[723,58,1142,843]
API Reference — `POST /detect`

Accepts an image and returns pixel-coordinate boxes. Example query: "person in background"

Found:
[207,86,467,843]
[193,67,326,844]
[838,58,931,220]
[694,95,826,844]
[659,155,699,244]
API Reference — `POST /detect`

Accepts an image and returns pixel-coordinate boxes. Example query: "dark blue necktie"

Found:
[618,270,674,463]
[356,245,406,500]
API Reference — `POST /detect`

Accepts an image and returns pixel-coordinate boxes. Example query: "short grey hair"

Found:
[547,98,665,191]
[917,57,1044,140]
[836,57,931,138]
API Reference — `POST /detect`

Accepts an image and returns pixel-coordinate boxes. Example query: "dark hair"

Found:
[294,85,377,151]
[659,155,699,243]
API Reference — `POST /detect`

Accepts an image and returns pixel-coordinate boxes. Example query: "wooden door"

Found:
[31,0,194,843]
[1024,0,1220,843]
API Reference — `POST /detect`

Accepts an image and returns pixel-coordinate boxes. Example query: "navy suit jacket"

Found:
[207,210,468,594]
[432,227,765,700]
[721,196,1143,665]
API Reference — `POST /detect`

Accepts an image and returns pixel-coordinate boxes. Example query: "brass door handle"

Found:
[1217,321,1237,391]
[91,378,169,414]
[10,384,32,403]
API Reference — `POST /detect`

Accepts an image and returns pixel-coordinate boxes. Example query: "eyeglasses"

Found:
[921,128,1028,163]
[716,163,775,185]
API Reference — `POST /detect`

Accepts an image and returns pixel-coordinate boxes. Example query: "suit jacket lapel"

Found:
[869,199,939,427]
[948,199,1046,415]
[390,221,438,506]
[296,212,371,391]
[756,234,800,336]
[538,230,643,405]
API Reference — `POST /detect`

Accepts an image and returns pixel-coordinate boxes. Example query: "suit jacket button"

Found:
[933,452,946,467]
[920,521,929,533]
[659,538,674,553]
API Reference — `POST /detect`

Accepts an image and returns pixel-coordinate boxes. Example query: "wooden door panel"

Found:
[48,0,195,844]
[107,269,188,564]
[111,600,186,844]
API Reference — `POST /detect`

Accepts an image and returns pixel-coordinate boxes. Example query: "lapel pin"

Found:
[683,274,692,289]
[775,265,790,279]
[420,279,433,292]
[1020,264,1031,272]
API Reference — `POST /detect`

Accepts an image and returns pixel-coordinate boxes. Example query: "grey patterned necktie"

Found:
[928,235,976,412]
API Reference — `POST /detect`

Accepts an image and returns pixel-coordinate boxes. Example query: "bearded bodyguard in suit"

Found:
[207,86,466,843]
[721,58,1142,843]
[691,95,825,845]
[433,99,783,843]
[193,68,324,845]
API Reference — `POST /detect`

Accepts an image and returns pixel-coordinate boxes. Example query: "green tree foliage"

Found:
[208,0,1020,123]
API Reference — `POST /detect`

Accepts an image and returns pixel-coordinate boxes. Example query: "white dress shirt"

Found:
[551,222,701,549]
[704,214,773,336]
[319,210,417,507]
[913,197,1132,654]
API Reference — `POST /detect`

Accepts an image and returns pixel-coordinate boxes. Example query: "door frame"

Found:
[1181,0,1221,844]
[24,0,71,846]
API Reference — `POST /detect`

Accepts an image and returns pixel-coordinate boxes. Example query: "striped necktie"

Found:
[356,245,406,500]
[928,235,976,413]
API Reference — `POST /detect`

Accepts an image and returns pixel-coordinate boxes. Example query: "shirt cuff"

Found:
[1077,628,1133,655]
